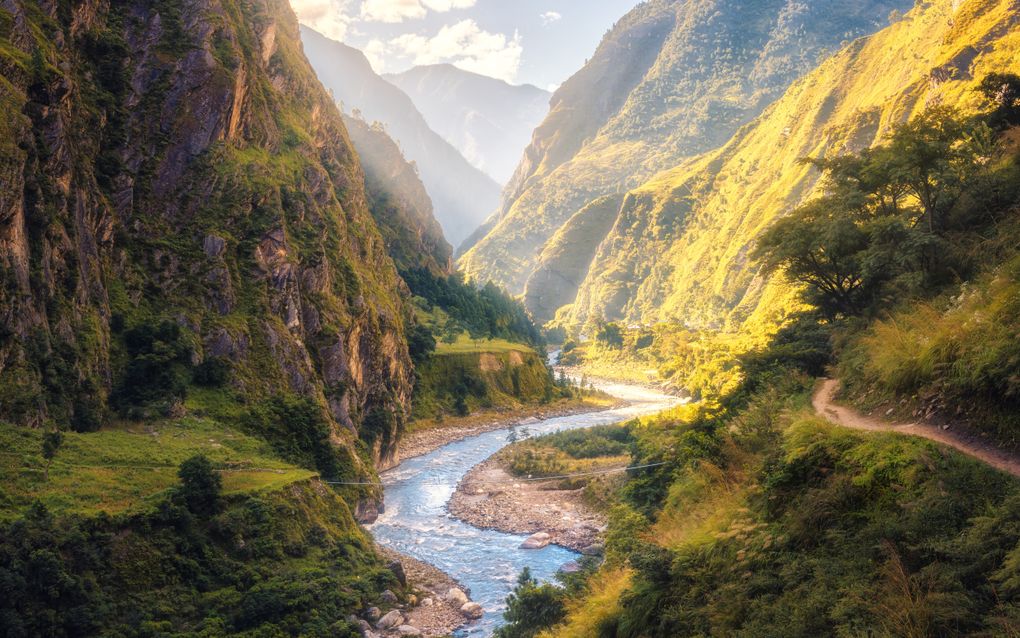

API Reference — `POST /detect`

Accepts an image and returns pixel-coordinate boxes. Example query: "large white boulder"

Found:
[520,532,552,549]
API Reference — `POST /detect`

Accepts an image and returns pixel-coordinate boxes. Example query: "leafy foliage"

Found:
[177,454,222,516]
[495,567,568,638]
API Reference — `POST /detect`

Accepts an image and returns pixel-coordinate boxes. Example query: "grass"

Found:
[0,417,315,519]
[536,568,632,638]
[434,333,537,355]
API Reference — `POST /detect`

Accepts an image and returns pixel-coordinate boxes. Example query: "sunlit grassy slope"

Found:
[0,416,315,519]
[568,0,1020,336]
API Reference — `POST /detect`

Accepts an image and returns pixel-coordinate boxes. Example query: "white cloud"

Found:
[358,0,475,23]
[422,0,476,10]
[383,19,523,82]
[290,0,353,40]
[361,0,425,22]
[540,11,561,25]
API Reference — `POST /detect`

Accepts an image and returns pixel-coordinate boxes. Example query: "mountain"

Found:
[567,0,1020,333]
[343,113,453,275]
[300,26,501,247]
[385,64,550,185]
[459,0,913,322]
[0,0,417,467]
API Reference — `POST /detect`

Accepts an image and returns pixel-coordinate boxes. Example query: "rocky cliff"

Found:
[459,0,912,322]
[0,0,414,466]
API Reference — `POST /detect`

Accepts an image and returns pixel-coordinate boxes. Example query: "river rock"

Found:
[520,532,552,549]
[376,610,404,630]
[460,602,485,619]
[387,560,407,586]
[444,588,468,605]
[380,589,398,604]
[421,597,433,607]
[396,626,422,636]
[365,607,381,621]
[581,543,605,556]
[558,561,582,574]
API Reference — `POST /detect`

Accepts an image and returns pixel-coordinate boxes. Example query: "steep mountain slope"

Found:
[0,0,414,466]
[300,26,500,246]
[343,113,452,275]
[569,0,1020,332]
[385,64,550,184]
[459,0,912,318]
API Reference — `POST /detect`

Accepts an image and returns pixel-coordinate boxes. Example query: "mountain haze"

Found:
[386,64,550,185]
[459,0,914,322]
[300,26,500,247]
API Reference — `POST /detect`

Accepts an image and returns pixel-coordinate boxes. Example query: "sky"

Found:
[289,0,640,90]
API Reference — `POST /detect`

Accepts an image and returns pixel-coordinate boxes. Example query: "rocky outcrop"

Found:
[0,0,412,464]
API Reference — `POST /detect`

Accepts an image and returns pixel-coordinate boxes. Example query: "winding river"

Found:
[367,376,678,635]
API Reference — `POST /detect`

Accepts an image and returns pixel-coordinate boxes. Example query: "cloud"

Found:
[290,0,354,40]
[382,19,523,82]
[359,0,475,23]
[361,0,425,22]
[540,11,562,25]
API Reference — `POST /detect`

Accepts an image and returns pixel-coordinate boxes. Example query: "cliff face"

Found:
[0,0,413,464]
[568,0,1020,333]
[459,0,912,319]
[300,26,501,248]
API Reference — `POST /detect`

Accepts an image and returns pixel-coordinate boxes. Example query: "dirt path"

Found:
[813,379,1020,478]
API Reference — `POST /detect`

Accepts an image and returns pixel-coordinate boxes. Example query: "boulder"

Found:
[387,560,407,586]
[376,610,404,630]
[460,602,485,619]
[420,597,433,607]
[396,626,422,636]
[365,607,381,621]
[444,587,468,605]
[520,532,552,549]
[380,589,399,604]
[558,561,582,574]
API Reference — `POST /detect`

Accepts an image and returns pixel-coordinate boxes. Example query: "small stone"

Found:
[460,602,485,619]
[444,587,468,605]
[380,589,399,604]
[376,610,403,630]
[421,597,433,607]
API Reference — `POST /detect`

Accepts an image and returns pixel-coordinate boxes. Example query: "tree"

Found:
[178,455,221,515]
[596,322,624,349]
[977,72,1020,129]
[494,568,566,638]
[41,429,63,480]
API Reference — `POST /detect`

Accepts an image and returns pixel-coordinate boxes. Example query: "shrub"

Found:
[177,454,221,515]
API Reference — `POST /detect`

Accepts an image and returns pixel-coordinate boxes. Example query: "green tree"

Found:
[178,455,221,515]
[495,568,566,638]
[596,322,624,349]
[41,429,63,480]
[977,72,1020,129]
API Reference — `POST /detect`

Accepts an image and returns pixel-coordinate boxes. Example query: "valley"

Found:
[3,0,1020,636]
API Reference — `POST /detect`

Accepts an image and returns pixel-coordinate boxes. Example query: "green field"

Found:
[0,416,315,519]
[435,333,538,355]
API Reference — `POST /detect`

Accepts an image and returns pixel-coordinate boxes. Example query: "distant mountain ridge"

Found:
[301,27,500,247]
[459,0,914,322]
[385,64,550,185]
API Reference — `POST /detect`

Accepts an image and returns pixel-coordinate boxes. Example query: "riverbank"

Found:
[448,455,610,553]
[396,397,620,463]
[374,547,473,637]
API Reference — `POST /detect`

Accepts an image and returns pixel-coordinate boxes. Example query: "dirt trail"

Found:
[813,379,1020,478]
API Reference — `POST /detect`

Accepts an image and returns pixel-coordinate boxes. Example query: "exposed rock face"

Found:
[0,0,412,464]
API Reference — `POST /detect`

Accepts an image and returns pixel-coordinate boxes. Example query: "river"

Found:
[367,376,678,636]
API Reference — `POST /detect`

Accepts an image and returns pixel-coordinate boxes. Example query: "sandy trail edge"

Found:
[813,379,1020,477]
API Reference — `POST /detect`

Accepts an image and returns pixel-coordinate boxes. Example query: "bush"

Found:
[495,568,567,638]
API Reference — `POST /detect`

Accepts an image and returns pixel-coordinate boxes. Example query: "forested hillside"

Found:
[460,0,912,319]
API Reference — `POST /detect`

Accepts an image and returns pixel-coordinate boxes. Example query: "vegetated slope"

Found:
[460,0,912,312]
[300,26,500,247]
[568,0,1020,333]
[385,64,550,185]
[343,113,453,275]
[0,0,415,468]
